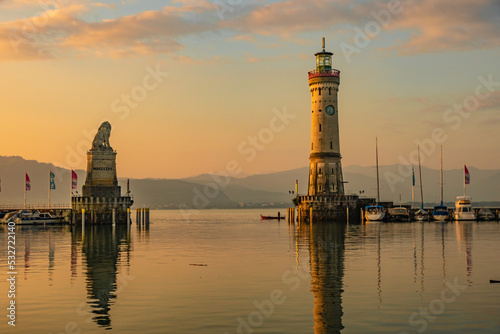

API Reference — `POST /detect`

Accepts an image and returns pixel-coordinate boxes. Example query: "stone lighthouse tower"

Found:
[308,37,344,196]
[297,38,359,223]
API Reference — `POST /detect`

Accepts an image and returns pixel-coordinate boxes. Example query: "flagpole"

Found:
[463,164,466,197]
[48,171,51,210]
[24,173,26,210]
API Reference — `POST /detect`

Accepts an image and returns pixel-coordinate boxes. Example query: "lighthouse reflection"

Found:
[295,222,346,333]
[77,224,132,329]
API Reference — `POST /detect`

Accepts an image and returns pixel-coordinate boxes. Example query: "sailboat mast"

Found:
[418,146,424,210]
[440,146,443,205]
[463,163,466,197]
[376,137,380,205]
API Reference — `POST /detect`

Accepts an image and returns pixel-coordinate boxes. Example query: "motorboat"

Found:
[388,207,410,222]
[14,210,65,225]
[477,208,494,221]
[453,196,476,221]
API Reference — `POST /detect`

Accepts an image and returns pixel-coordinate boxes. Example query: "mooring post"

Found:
[82,208,85,228]
[127,208,130,229]
[145,208,150,225]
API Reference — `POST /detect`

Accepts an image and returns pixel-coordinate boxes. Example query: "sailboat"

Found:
[433,146,449,221]
[365,138,385,221]
[414,146,428,221]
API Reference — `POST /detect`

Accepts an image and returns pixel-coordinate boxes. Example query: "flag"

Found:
[72,170,78,189]
[50,171,56,190]
[26,173,31,191]
[464,165,470,185]
[412,167,415,186]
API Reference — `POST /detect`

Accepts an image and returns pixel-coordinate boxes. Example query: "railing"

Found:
[308,69,340,79]
[0,204,72,210]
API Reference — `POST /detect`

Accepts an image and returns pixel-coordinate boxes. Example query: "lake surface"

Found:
[1,209,500,333]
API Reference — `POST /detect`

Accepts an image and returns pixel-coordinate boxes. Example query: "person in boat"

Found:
[278,212,281,218]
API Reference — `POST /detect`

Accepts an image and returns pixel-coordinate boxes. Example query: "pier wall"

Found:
[71,196,133,224]
[296,194,360,223]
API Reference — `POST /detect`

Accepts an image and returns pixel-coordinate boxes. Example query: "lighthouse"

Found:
[297,38,358,223]
[308,38,344,196]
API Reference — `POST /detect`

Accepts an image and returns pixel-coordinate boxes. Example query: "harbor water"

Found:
[1,209,500,333]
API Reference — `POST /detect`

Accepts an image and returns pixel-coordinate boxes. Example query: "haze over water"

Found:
[1,209,500,333]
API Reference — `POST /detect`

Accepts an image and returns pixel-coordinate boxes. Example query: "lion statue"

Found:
[92,121,113,150]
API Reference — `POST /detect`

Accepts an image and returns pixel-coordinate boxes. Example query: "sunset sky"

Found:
[0,0,499,179]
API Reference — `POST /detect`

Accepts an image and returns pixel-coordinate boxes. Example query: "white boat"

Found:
[453,196,476,221]
[365,205,385,221]
[365,138,385,222]
[477,208,494,221]
[14,210,65,225]
[415,208,429,221]
[433,146,449,221]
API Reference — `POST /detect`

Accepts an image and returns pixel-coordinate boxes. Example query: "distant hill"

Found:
[0,155,498,209]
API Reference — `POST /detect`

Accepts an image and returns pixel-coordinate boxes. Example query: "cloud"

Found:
[0,0,498,61]
[90,2,117,9]
[385,0,500,55]
[221,0,500,55]
[0,2,217,60]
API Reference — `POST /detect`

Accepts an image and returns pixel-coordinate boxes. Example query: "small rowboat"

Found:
[260,214,285,220]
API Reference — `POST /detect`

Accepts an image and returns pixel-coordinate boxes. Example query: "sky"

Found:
[0,0,499,179]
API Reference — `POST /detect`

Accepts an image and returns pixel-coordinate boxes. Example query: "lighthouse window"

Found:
[312,110,314,113]
[318,168,322,175]
[329,88,332,95]
[319,185,322,191]
[319,124,322,132]
[318,88,321,96]
[331,168,334,174]
[330,141,333,149]
[319,109,322,113]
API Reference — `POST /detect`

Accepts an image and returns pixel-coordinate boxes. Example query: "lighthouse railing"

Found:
[308,69,340,79]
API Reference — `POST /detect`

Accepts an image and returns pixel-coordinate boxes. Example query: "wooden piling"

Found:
[127,208,130,229]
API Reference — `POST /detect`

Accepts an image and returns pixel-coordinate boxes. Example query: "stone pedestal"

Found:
[72,144,133,224]
[82,150,121,197]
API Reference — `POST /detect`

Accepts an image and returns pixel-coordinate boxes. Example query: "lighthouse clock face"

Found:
[326,105,335,115]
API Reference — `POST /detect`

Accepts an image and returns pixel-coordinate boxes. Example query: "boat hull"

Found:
[260,215,285,220]
[433,214,448,222]
[15,218,65,225]
[365,212,385,221]
[453,213,476,221]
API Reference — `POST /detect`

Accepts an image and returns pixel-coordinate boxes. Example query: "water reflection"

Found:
[77,224,133,329]
[456,222,474,285]
[295,223,346,334]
